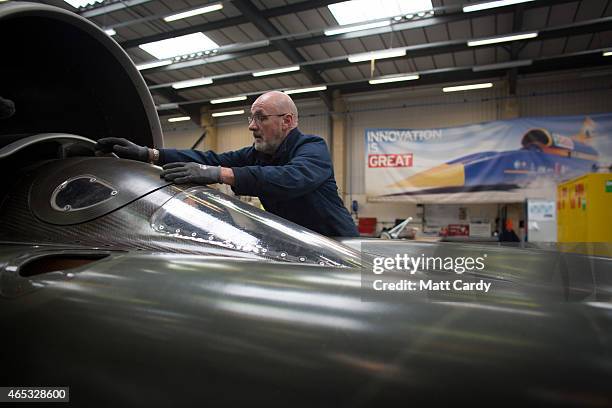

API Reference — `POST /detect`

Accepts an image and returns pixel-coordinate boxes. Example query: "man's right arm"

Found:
[157,147,251,168]
[95,138,249,181]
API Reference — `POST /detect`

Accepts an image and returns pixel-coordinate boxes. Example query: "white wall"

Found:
[517,72,612,116]
[160,70,612,235]
[343,70,612,234]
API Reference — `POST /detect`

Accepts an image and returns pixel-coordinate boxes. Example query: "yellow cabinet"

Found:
[557,173,612,244]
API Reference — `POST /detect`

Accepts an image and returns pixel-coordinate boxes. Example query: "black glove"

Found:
[95,137,149,162]
[160,162,221,184]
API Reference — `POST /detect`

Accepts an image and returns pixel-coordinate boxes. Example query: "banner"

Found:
[365,113,612,203]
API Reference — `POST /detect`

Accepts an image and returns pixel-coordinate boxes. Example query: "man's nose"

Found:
[248,120,258,131]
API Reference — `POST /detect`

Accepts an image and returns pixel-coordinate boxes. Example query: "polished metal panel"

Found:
[0,245,611,405]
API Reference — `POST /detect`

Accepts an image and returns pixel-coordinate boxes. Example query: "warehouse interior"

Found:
[12,0,612,242]
[3,1,612,404]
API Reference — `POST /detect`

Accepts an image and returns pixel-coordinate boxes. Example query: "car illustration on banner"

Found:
[386,120,600,196]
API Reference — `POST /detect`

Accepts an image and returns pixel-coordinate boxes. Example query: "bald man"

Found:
[96,91,359,237]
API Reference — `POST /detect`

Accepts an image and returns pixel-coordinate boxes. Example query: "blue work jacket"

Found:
[158,128,359,237]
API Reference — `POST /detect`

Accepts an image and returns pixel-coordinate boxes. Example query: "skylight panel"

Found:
[63,0,104,8]
[328,0,433,25]
[139,33,219,60]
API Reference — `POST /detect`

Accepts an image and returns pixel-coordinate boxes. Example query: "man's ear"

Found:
[282,114,293,130]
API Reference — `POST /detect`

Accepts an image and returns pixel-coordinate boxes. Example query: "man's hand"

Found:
[160,162,221,184]
[95,137,149,162]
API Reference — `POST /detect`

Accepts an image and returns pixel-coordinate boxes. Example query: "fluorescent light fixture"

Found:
[171,77,213,89]
[328,0,432,25]
[472,59,533,72]
[164,3,223,22]
[284,86,328,95]
[136,59,173,71]
[157,103,179,110]
[212,110,245,117]
[348,48,406,63]
[468,31,538,47]
[64,0,104,8]
[139,32,219,59]
[252,66,300,77]
[324,20,391,36]
[104,28,116,36]
[604,51,612,57]
[210,96,248,104]
[463,0,535,13]
[369,74,419,84]
[168,116,191,122]
[443,83,493,92]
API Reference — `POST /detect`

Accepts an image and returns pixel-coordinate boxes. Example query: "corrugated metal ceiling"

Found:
[45,0,612,116]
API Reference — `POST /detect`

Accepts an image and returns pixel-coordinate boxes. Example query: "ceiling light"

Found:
[212,110,245,117]
[136,59,173,70]
[252,66,301,77]
[369,74,419,84]
[328,0,433,25]
[63,0,104,8]
[604,51,612,57]
[324,20,391,36]
[139,32,219,59]
[443,83,493,92]
[348,48,406,63]
[168,116,191,122]
[104,28,116,36]
[472,59,533,71]
[171,77,213,89]
[284,86,328,95]
[164,3,223,22]
[210,96,248,104]
[468,31,538,47]
[463,0,535,13]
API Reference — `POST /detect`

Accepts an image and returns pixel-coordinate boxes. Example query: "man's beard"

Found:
[254,137,281,155]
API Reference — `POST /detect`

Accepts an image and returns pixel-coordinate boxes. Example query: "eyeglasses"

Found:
[247,113,288,124]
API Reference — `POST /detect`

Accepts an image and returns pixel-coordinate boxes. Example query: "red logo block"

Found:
[368,153,413,168]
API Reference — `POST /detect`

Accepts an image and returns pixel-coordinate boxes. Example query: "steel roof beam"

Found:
[119,0,343,49]
[230,0,332,109]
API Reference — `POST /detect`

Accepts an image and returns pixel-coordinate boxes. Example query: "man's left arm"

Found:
[158,147,250,168]
[158,148,248,185]
[230,140,332,199]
